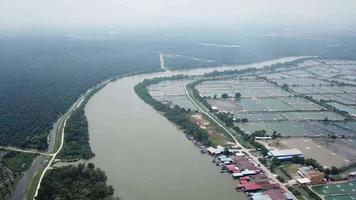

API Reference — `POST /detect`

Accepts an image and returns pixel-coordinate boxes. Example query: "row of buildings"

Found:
[268,148,326,185]
[209,147,295,200]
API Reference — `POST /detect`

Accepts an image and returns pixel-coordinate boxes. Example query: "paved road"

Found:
[184,83,297,200]
[11,156,43,200]
[32,96,85,199]
[159,53,168,71]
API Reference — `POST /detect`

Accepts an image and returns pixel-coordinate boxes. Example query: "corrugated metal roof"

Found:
[269,148,303,157]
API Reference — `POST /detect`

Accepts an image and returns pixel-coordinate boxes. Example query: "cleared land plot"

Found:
[325,195,356,200]
[166,97,197,110]
[265,73,293,79]
[292,86,314,94]
[328,102,356,116]
[237,121,311,136]
[238,98,268,112]
[313,138,356,163]
[309,94,330,101]
[267,121,311,136]
[208,98,242,112]
[281,111,344,121]
[334,122,356,133]
[306,66,340,79]
[317,122,356,137]
[209,97,322,114]
[281,97,323,110]
[312,181,356,200]
[237,122,274,135]
[279,138,351,168]
[208,98,268,113]
[308,94,356,105]
[190,113,234,146]
[236,112,284,121]
[259,98,294,111]
[196,79,290,98]
[299,60,323,67]
[291,86,350,94]
[296,121,355,137]
[282,70,313,78]
[330,78,356,85]
[148,79,196,110]
[323,94,356,105]
[273,77,329,86]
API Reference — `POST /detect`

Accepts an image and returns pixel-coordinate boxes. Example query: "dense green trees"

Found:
[37,163,117,200]
[215,112,234,127]
[234,92,241,99]
[0,36,160,150]
[1,151,37,174]
[58,83,110,160]
[221,93,229,98]
[58,107,94,160]
[0,150,37,199]
[0,164,14,200]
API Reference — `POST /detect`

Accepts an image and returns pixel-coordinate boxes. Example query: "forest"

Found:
[58,82,109,160]
[0,36,160,150]
[36,163,118,200]
[58,106,94,160]
[1,32,355,150]
[0,163,13,200]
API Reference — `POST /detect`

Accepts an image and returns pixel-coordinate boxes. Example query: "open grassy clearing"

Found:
[190,113,234,146]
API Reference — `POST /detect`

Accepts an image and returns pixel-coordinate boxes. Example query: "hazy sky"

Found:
[1,0,356,32]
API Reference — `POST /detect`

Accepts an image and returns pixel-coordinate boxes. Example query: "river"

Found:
[85,57,303,200]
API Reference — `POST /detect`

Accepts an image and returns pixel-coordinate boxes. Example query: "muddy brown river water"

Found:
[84,57,303,200]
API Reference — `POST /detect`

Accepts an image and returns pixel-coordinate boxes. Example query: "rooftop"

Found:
[268,148,303,157]
[264,189,292,200]
[243,182,262,191]
[297,177,311,184]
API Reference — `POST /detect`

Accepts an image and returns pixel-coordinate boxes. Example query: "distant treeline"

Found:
[161,34,356,70]
[1,33,356,150]
[204,57,309,77]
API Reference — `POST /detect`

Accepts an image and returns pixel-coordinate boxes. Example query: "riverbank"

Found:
[6,57,303,200]
[133,70,298,199]
[85,57,303,200]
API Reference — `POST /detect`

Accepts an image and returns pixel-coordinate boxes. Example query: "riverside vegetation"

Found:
[134,75,214,146]
[36,163,118,200]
